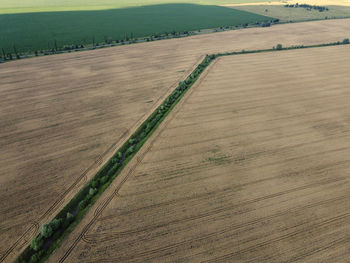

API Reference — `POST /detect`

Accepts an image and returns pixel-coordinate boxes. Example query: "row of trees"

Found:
[16,53,216,263]
[0,30,191,62]
[284,3,329,12]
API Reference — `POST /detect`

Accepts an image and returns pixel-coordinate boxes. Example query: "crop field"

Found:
[233,4,350,22]
[1,18,350,263]
[0,40,204,263]
[49,44,350,262]
[0,0,278,14]
[0,4,273,53]
[2,0,350,54]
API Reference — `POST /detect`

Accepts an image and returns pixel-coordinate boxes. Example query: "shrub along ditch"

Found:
[16,38,350,263]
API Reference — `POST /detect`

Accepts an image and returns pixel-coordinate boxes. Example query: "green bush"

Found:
[29,254,39,263]
[276,43,283,50]
[78,199,87,210]
[343,38,350,44]
[40,224,53,238]
[30,237,43,251]
[126,145,135,156]
[66,212,74,222]
[101,175,108,184]
[63,212,74,227]
[89,187,97,196]
[50,218,62,231]
[91,179,99,188]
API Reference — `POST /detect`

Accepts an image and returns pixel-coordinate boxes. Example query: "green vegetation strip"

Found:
[16,38,350,263]
[0,4,274,54]
[0,0,279,14]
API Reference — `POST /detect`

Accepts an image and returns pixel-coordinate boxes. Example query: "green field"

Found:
[0,4,274,53]
[0,0,280,14]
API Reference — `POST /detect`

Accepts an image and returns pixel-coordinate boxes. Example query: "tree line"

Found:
[0,31,191,63]
[284,3,329,12]
[16,52,216,263]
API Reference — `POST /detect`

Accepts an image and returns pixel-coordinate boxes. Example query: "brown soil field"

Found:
[1,19,350,262]
[233,4,350,22]
[49,44,350,263]
[225,0,350,6]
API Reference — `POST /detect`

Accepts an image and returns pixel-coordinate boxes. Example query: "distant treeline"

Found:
[284,3,329,12]
[0,30,198,63]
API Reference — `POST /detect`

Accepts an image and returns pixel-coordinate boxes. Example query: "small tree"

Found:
[30,237,43,251]
[40,223,53,238]
[29,254,39,263]
[54,39,58,51]
[63,212,74,227]
[78,199,87,210]
[13,44,20,59]
[89,187,97,196]
[276,43,283,50]
[91,179,99,188]
[101,175,108,184]
[343,38,349,44]
[50,218,62,231]
[1,48,6,60]
[66,212,74,222]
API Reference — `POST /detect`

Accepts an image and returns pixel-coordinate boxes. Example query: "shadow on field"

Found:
[0,3,273,52]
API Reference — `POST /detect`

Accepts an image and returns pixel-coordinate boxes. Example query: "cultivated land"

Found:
[0,4,272,53]
[0,0,279,14]
[50,44,350,262]
[1,18,350,262]
[233,4,350,22]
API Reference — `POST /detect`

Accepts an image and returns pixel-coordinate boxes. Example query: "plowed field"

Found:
[50,44,350,262]
[1,18,350,262]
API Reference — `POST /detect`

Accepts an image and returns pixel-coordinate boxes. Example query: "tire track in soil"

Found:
[82,176,346,243]
[284,236,350,263]
[201,212,350,263]
[97,157,350,222]
[126,145,350,199]
[80,194,350,262]
[0,221,39,262]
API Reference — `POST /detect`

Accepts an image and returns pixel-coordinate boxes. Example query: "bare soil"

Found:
[233,4,350,22]
[50,44,350,263]
[1,18,350,262]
